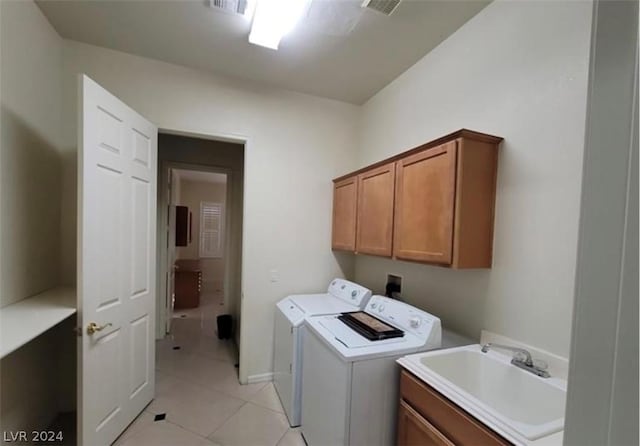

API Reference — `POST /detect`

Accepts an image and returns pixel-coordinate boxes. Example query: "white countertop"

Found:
[1,287,76,358]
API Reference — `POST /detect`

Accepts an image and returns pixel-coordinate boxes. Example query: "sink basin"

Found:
[399,345,567,442]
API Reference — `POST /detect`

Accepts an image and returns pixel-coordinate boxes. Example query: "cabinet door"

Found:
[398,400,454,446]
[332,176,358,251]
[356,162,395,256]
[394,141,457,264]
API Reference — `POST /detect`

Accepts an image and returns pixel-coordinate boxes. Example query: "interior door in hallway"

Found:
[77,74,157,445]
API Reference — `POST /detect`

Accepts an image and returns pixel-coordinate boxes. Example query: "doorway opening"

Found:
[171,168,228,321]
[156,132,245,370]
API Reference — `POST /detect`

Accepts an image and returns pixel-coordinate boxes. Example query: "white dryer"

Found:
[301,296,469,446]
[273,278,371,427]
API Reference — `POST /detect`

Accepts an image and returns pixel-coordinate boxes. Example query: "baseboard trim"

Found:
[246,372,273,384]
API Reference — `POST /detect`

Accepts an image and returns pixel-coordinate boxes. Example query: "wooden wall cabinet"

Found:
[331,129,502,269]
[398,370,511,446]
[394,141,457,265]
[356,162,395,257]
[394,137,499,268]
[331,176,358,251]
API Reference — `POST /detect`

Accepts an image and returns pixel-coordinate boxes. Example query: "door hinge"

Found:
[290,327,293,334]
[289,363,292,374]
[73,326,83,337]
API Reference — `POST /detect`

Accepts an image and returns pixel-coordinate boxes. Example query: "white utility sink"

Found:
[398,345,567,443]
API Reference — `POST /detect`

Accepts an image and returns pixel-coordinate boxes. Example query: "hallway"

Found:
[114,292,304,446]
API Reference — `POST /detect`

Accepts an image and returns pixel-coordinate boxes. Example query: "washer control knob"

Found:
[371,302,377,309]
[378,304,385,312]
[410,317,422,328]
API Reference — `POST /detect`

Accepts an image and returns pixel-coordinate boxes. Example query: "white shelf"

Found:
[1,287,77,359]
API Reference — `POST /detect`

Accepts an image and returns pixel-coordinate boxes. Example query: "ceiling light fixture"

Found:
[248,0,311,50]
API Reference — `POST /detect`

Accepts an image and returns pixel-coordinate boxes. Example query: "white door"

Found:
[77,75,157,446]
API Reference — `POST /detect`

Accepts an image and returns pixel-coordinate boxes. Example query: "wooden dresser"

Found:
[174,259,202,309]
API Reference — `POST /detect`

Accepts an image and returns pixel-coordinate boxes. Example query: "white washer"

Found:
[273,278,372,427]
[301,296,469,446]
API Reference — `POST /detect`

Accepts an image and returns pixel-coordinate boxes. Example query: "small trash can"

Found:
[217,314,232,340]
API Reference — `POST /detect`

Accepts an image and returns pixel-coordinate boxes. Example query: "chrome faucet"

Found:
[481,343,550,378]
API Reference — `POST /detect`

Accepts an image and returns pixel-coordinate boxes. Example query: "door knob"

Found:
[86,322,113,335]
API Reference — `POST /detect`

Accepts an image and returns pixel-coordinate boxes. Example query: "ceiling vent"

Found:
[304,1,364,36]
[361,0,402,16]
[208,0,249,16]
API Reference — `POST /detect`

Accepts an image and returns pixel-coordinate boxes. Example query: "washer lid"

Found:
[306,314,427,361]
[289,294,362,316]
[320,317,407,348]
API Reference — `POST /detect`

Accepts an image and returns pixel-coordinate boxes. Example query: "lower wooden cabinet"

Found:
[398,400,454,446]
[398,370,511,446]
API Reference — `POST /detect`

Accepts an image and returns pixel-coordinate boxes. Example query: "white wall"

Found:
[60,42,360,380]
[0,0,73,434]
[354,0,592,358]
[1,0,63,306]
[177,178,227,292]
[177,178,226,260]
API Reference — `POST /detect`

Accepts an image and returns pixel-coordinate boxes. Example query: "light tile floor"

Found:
[114,292,304,446]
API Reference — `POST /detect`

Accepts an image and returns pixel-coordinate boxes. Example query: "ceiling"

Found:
[174,169,227,184]
[36,0,490,104]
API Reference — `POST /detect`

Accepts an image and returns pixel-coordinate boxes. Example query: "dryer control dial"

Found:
[409,317,422,328]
